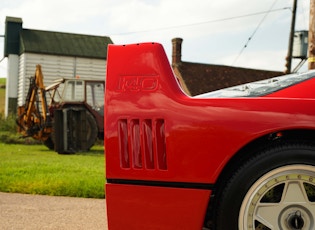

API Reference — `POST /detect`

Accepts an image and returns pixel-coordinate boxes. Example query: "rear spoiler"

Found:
[105,43,184,99]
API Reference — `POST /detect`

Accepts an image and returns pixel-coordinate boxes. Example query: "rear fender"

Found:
[105,43,188,180]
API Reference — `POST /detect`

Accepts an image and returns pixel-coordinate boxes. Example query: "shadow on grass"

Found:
[33,144,104,157]
[73,148,104,156]
[54,146,104,156]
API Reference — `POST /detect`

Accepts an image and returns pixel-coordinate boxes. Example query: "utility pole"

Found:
[309,0,315,69]
[285,0,298,74]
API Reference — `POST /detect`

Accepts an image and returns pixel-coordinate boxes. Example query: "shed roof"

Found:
[20,29,113,59]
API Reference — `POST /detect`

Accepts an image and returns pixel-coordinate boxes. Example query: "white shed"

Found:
[4,16,113,116]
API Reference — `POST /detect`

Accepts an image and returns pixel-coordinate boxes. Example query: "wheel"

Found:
[214,142,315,230]
[55,108,98,154]
[85,111,98,150]
[63,110,98,152]
[43,136,54,150]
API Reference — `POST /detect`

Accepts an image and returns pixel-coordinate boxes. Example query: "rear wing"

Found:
[105,43,184,99]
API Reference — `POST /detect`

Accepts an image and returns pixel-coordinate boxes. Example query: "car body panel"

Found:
[106,184,210,229]
[105,43,315,229]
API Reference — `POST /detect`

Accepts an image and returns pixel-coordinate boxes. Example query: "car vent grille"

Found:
[118,119,167,170]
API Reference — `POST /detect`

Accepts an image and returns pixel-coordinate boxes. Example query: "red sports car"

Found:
[105,42,315,230]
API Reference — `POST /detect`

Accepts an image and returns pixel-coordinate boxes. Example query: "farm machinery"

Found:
[16,64,104,154]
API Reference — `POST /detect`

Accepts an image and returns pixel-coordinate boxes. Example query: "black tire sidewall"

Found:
[85,111,98,150]
[215,142,315,230]
[43,136,54,150]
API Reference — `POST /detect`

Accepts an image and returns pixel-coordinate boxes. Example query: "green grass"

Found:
[0,98,106,199]
[0,143,105,198]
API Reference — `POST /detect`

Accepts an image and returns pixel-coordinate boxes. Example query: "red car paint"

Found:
[105,43,315,229]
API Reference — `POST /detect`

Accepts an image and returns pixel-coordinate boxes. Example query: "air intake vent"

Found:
[118,119,167,170]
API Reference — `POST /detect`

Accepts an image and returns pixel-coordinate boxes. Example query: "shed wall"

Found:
[18,53,106,106]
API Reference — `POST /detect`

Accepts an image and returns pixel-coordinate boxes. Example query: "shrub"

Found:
[0,113,16,132]
[0,113,40,144]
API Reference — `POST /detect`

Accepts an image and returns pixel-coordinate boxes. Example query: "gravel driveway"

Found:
[0,192,108,230]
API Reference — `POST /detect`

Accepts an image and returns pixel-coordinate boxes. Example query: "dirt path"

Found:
[0,192,108,230]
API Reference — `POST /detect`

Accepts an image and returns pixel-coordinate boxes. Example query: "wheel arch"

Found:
[216,128,315,189]
[203,128,315,228]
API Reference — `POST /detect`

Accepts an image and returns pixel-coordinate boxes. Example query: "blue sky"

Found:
[0,0,311,78]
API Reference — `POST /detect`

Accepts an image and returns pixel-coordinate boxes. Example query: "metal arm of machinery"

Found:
[16,64,53,141]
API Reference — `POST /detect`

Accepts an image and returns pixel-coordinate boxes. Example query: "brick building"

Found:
[171,38,283,96]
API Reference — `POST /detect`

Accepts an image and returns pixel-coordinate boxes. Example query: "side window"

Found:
[86,82,104,115]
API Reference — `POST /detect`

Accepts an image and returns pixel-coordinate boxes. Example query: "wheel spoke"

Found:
[255,203,283,229]
[282,181,309,204]
[282,181,315,214]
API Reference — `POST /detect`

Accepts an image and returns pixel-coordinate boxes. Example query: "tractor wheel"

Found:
[43,136,54,150]
[214,142,315,230]
[85,111,98,150]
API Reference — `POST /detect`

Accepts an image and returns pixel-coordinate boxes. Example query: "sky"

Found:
[0,0,311,78]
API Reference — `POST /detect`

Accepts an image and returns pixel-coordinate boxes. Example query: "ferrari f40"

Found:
[105,42,315,230]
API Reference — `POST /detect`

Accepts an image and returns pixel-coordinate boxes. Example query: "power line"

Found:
[111,7,291,36]
[232,0,281,65]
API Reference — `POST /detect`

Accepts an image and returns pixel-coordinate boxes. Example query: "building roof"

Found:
[171,38,283,96]
[19,29,113,59]
[175,61,283,96]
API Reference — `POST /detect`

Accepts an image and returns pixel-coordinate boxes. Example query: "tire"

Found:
[85,111,98,150]
[56,109,98,154]
[214,142,315,230]
[43,136,54,150]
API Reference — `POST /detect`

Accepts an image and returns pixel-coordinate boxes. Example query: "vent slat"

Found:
[118,119,129,168]
[143,120,154,169]
[155,119,167,170]
[130,119,142,168]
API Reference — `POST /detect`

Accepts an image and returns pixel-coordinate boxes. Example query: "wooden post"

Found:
[285,0,298,74]
[309,0,315,69]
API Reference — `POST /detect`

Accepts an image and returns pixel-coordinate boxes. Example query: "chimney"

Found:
[4,16,23,57]
[172,38,183,66]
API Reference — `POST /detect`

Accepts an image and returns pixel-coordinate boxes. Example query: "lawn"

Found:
[0,143,106,198]
[0,80,106,199]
